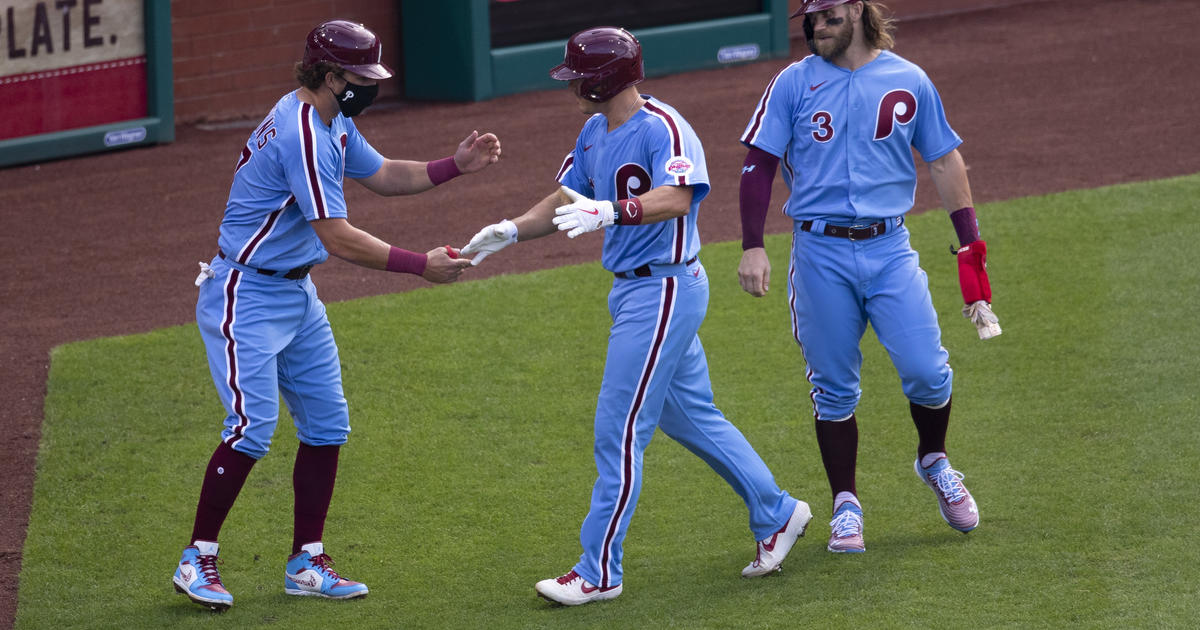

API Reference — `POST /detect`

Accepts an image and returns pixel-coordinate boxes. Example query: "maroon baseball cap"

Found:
[303,20,393,80]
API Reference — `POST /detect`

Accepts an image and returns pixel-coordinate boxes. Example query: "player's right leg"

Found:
[787,232,870,552]
[537,276,685,605]
[276,288,366,598]
[196,266,306,458]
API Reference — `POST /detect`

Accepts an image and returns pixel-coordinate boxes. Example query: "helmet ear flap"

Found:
[582,75,614,103]
[803,15,817,55]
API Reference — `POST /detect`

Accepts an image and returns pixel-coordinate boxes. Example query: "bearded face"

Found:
[808,7,856,61]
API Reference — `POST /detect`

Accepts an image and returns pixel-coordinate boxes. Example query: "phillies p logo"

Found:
[874,89,917,140]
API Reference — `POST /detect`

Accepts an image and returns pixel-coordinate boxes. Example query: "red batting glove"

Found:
[956,240,992,304]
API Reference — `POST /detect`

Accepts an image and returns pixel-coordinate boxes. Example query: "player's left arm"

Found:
[927,148,973,213]
[356,130,501,196]
[928,149,1001,339]
[619,184,693,223]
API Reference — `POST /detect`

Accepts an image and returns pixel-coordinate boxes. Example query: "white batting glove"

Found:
[460,219,517,266]
[963,300,1002,340]
[552,186,615,238]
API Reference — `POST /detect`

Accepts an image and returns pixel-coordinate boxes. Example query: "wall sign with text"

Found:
[1,0,147,141]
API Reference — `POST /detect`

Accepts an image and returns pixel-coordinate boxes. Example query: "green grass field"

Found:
[18,175,1200,629]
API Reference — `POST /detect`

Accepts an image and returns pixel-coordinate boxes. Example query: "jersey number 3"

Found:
[811,111,834,143]
[810,90,918,143]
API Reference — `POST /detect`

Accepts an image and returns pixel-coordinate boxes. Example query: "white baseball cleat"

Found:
[742,499,813,577]
[535,570,622,606]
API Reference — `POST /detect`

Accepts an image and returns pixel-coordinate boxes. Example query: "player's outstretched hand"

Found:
[453,130,502,173]
[423,246,472,283]
[460,219,518,266]
[552,186,615,238]
[738,247,771,297]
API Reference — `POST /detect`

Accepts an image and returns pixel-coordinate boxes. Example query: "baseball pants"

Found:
[575,260,797,589]
[786,221,952,421]
[196,256,351,459]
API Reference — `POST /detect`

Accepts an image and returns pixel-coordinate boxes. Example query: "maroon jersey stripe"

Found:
[300,103,327,219]
[236,195,294,264]
[673,216,685,263]
[220,269,251,446]
[643,101,685,185]
[555,153,575,183]
[743,68,784,145]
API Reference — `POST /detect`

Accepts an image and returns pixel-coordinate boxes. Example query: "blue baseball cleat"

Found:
[827,502,866,553]
[915,455,979,533]
[173,542,233,611]
[284,543,369,599]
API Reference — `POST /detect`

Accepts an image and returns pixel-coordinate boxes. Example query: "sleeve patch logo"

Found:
[665,156,694,177]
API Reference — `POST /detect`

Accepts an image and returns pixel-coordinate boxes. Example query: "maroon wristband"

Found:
[616,197,644,225]
[950,206,980,246]
[385,246,428,276]
[426,156,461,186]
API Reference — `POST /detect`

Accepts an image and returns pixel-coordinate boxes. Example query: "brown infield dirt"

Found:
[0,1,1197,624]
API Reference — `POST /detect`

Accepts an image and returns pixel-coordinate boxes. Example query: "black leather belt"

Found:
[218,251,313,280]
[614,256,698,279]
[800,219,894,241]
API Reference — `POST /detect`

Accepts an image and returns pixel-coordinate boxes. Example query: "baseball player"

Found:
[172,20,499,611]
[737,0,998,553]
[460,27,812,606]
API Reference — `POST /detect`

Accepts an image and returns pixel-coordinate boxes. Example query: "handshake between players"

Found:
[459,186,606,265]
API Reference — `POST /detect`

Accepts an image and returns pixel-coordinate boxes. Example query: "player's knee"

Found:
[811,390,860,421]
[226,436,270,459]
[298,434,349,448]
[296,423,350,447]
[900,364,953,404]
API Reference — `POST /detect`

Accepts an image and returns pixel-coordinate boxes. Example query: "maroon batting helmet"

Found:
[790,0,861,18]
[303,20,393,80]
[549,27,644,103]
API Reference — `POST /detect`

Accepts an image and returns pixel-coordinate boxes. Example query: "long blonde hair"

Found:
[862,1,896,51]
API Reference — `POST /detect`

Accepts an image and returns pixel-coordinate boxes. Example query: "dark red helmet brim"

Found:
[549,64,586,81]
[342,62,393,80]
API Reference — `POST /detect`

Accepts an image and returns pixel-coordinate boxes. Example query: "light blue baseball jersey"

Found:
[196,91,384,458]
[219,90,384,272]
[741,51,961,224]
[556,96,710,272]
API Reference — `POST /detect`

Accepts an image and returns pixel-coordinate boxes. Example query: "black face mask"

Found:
[330,80,378,117]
